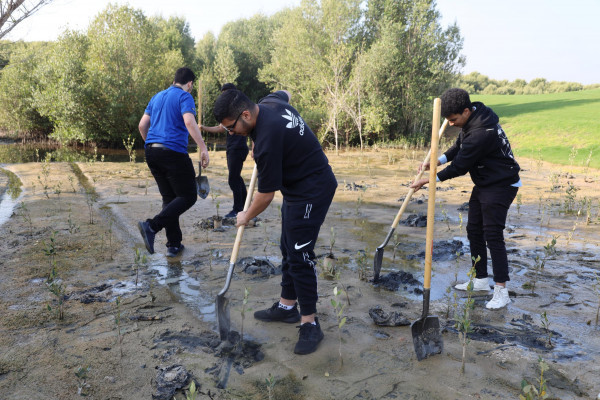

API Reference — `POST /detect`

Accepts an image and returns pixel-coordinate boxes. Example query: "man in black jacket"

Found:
[213,88,337,354]
[411,88,521,310]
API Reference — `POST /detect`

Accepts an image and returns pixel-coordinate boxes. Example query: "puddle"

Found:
[149,260,218,323]
[0,189,19,228]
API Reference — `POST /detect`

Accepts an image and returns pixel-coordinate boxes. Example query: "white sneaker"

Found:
[486,285,510,310]
[454,277,490,291]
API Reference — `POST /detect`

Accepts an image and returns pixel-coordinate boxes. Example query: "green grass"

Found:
[473,89,600,168]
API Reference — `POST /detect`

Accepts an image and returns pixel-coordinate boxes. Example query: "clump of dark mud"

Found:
[153,365,190,400]
[457,202,469,211]
[67,283,113,303]
[406,239,464,261]
[154,329,264,389]
[193,217,237,230]
[375,271,422,293]
[344,181,376,191]
[368,305,410,326]
[402,213,427,227]
[238,257,282,277]
[397,194,427,204]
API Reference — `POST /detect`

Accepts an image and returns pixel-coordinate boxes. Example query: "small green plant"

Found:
[320,256,338,280]
[74,365,90,396]
[355,192,363,216]
[328,227,336,257]
[458,212,463,233]
[185,380,199,400]
[38,156,51,199]
[123,134,136,163]
[133,248,147,287]
[18,201,34,236]
[455,256,480,374]
[240,287,252,344]
[46,265,65,320]
[116,183,125,203]
[115,296,124,358]
[85,187,98,224]
[520,357,550,400]
[331,286,347,366]
[265,373,276,400]
[42,231,58,266]
[516,193,522,215]
[439,205,451,231]
[53,181,62,200]
[566,210,580,245]
[67,213,79,245]
[540,311,553,347]
[563,181,579,214]
[593,273,600,327]
[356,250,369,281]
[68,175,77,192]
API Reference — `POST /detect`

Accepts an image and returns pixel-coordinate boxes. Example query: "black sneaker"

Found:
[254,302,301,323]
[224,210,238,218]
[294,318,324,355]
[166,244,184,257]
[137,221,155,254]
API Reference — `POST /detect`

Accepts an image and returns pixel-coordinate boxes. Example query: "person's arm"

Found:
[200,124,226,134]
[236,191,275,227]
[183,112,210,168]
[138,114,151,141]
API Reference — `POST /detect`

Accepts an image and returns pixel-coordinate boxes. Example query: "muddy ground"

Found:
[1,148,599,400]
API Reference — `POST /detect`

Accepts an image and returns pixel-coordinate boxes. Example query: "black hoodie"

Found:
[437,102,520,188]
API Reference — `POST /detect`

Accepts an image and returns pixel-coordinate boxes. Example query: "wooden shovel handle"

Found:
[197,80,203,163]
[229,164,258,265]
[424,98,441,289]
[390,119,448,228]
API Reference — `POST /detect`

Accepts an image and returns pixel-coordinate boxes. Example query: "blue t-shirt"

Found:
[250,91,336,201]
[144,85,196,153]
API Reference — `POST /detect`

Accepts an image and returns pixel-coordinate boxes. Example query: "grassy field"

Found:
[473,89,600,168]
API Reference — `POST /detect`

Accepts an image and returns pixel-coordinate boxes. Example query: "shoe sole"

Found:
[137,222,154,254]
[254,314,301,323]
[166,245,185,258]
[294,332,324,355]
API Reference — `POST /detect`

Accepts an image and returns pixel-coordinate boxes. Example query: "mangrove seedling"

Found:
[516,193,522,215]
[68,175,77,192]
[265,373,276,400]
[356,249,369,282]
[123,134,136,164]
[331,286,347,366]
[540,311,553,348]
[520,356,550,400]
[18,201,33,236]
[440,205,451,231]
[323,227,337,270]
[46,265,65,320]
[85,187,98,224]
[133,248,147,287]
[115,296,124,358]
[593,273,600,327]
[185,380,199,400]
[43,231,58,266]
[74,365,91,396]
[455,256,480,374]
[240,287,252,345]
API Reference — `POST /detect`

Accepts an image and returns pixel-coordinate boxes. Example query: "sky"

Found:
[6,0,600,85]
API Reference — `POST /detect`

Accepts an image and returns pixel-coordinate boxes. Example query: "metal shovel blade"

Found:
[373,246,384,282]
[411,315,443,361]
[196,162,209,199]
[215,292,231,341]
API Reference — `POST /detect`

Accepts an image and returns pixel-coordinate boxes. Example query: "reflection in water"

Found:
[0,190,19,228]
[150,259,216,322]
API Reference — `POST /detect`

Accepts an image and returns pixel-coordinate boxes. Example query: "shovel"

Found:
[411,97,443,361]
[373,119,448,282]
[215,163,258,340]
[196,80,210,199]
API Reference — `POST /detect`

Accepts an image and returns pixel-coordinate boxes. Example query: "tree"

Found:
[0,0,53,39]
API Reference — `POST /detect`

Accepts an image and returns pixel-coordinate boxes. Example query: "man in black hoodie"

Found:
[411,88,521,310]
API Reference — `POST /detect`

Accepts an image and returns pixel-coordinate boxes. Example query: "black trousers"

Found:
[467,185,518,283]
[226,149,248,212]
[145,146,197,248]
[279,171,337,316]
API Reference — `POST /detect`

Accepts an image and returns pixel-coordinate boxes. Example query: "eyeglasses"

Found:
[221,110,244,133]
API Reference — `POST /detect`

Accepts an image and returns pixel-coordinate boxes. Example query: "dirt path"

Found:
[1,149,599,399]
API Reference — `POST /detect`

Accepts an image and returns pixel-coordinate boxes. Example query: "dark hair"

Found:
[213,89,255,122]
[220,83,236,92]
[174,67,196,85]
[441,88,472,117]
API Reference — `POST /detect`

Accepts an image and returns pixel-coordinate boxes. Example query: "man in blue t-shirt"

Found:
[213,89,337,355]
[137,67,210,257]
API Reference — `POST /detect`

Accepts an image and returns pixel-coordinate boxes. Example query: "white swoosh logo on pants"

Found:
[294,240,312,250]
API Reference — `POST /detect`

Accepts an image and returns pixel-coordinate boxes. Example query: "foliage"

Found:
[458,71,586,95]
[519,357,550,400]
